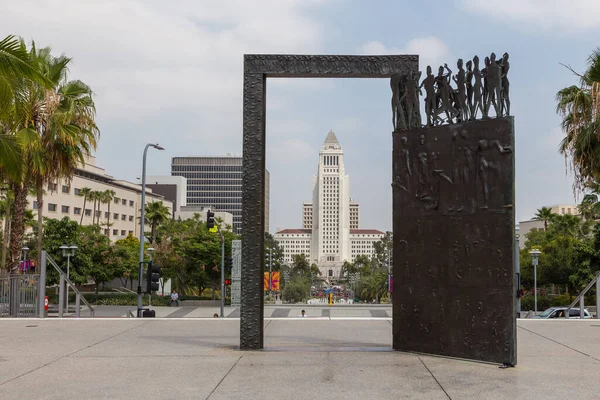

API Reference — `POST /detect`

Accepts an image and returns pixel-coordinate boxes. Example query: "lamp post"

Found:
[529,249,541,315]
[147,247,155,307]
[138,143,165,317]
[21,246,29,274]
[60,245,77,312]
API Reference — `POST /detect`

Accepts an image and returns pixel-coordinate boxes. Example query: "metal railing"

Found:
[566,270,600,319]
[0,274,40,317]
[45,252,95,318]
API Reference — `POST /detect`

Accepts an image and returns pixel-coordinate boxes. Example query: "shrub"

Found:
[282,279,309,303]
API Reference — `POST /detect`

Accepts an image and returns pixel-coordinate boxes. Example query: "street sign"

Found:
[231,240,241,307]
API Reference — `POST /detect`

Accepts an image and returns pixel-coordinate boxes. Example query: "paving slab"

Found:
[1,318,600,399]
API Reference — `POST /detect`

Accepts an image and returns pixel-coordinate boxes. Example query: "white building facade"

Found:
[27,156,173,241]
[274,131,383,278]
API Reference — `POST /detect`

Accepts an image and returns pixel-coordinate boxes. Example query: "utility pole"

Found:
[269,247,273,298]
[218,225,225,318]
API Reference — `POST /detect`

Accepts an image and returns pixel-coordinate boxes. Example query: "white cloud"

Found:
[461,0,600,32]
[1,0,327,125]
[358,37,451,71]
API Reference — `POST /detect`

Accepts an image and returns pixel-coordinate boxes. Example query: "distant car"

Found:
[534,307,592,319]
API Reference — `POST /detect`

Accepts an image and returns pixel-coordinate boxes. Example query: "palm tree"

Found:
[77,187,92,224]
[533,207,554,230]
[3,40,98,271]
[103,189,116,237]
[556,48,600,191]
[144,201,170,243]
[88,191,99,226]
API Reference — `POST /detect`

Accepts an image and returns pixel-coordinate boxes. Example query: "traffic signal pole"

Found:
[218,225,225,318]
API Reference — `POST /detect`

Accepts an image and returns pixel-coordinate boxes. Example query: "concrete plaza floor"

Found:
[0,319,599,399]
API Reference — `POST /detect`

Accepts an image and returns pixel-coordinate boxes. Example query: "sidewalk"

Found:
[1,319,599,399]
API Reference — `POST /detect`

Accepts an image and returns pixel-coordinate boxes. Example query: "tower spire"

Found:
[324,130,339,146]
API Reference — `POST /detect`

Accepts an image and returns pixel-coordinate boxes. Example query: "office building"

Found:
[171,156,269,234]
[274,131,384,278]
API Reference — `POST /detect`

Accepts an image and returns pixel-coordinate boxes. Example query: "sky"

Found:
[2,0,600,233]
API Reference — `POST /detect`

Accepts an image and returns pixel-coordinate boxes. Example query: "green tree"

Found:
[282,276,310,303]
[144,201,170,243]
[372,231,393,269]
[556,48,600,191]
[113,234,140,289]
[265,232,285,272]
[291,253,310,276]
[533,207,555,230]
[78,225,116,295]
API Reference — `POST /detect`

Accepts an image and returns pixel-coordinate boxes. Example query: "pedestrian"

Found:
[299,309,307,318]
[213,313,219,318]
[170,289,179,307]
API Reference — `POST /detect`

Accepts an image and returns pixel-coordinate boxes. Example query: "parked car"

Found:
[534,307,592,319]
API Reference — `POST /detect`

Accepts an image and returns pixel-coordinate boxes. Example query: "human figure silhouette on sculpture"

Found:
[450,131,474,212]
[393,136,412,193]
[485,53,502,117]
[465,60,474,120]
[415,135,432,202]
[434,64,458,124]
[390,74,406,130]
[477,139,511,209]
[481,56,491,117]
[453,59,468,123]
[472,56,484,119]
[429,151,453,210]
[405,71,422,128]
[500,52,510,116]
[420,66,436,126]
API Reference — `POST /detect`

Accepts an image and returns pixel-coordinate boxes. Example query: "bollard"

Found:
[75,293,81,318]
[44,296,48,318]
[58,275,65,318]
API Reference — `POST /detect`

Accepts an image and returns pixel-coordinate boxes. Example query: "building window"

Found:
[114,213,119,219]
[121,214,126,221]
[48,183,57,191]
[113,229,118,235]
[121,230,126,236]
[114,198,120,204]
[74,188,81,195]
[562,208,565,214]
[129,200,134,207]
[104,229,109,235]
[32,201,38,209]
[74,207,81,215]
[85,209,91,216]
[128,230,133,235]
[61,205,69,213]
[129,215,134,222]
[122,199,127,205]
[95,210,100,217]
[62,185,69,193]
[48,203,57,212]
[328,269,333,277]
[105,212,109,218]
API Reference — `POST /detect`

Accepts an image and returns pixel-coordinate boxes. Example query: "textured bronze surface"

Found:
[241,54,418,350]
[392,117,516,365]
[244,54,417,77]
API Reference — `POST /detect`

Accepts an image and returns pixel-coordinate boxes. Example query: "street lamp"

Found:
[529,249,541,315]
[60,245,77,312]
[138,143,164,317]
[21,246,29,273]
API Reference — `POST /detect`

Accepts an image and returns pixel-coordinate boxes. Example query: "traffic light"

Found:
[206,210,215,229]
[225,278,232,285]
[225,256,233,273]
[146,260,161,293]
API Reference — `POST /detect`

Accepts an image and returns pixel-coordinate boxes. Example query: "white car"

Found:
[535,307,592,319]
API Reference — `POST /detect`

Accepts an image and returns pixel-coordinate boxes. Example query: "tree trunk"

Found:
[1,194,12,273]
[107,202,111,237]
[80,195,87,224]
[36,179,44,270]
[95,282,99,295]
[8,182,28,273]
[92,198,97,225]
